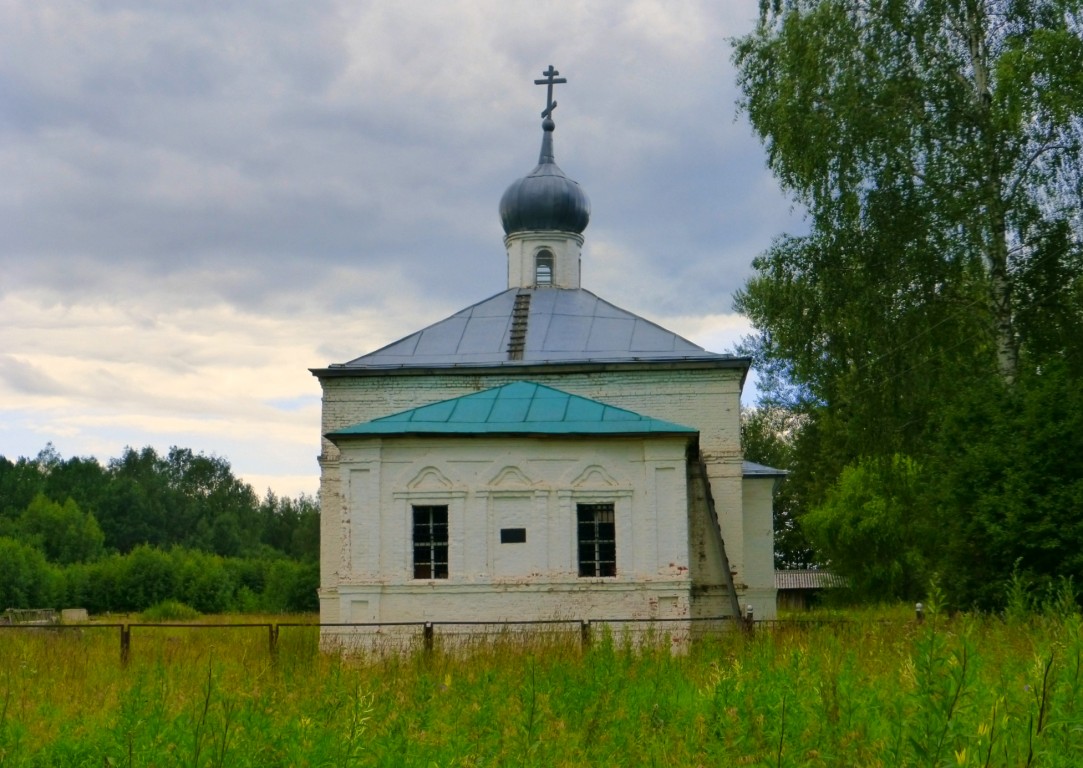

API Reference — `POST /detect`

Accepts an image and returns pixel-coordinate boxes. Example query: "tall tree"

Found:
[17,494,105,564]
[735,0,1083,390]
[733,1,1083,601]
[101,447,173,552]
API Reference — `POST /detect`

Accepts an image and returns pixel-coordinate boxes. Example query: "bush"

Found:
[0,536,62,609]
[140,600,201,621]
[173,549,233,613]
[802,455,934,601]
[118,545,177,611]
[263,560,319,612]
[3,538,315,615]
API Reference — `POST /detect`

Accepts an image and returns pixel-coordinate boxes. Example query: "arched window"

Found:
[535,250,554,286]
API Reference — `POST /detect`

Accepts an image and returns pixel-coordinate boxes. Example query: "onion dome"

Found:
[499,117,590,235]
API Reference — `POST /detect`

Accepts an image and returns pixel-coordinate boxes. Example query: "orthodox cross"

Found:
[534,65,566,119]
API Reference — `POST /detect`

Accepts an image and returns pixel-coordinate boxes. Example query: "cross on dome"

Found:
[500,66,590,288]
[534,65,566,119]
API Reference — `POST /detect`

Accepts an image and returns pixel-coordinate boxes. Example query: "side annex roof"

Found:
[327,381,698,438]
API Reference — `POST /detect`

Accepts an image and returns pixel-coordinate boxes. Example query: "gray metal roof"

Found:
[328,381,698,438]
[743,461,788,478]
[326,287,741,371]
[775,570,846,590]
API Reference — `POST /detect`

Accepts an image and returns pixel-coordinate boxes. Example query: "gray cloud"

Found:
[0,355,67,396]
[0,0,799,493]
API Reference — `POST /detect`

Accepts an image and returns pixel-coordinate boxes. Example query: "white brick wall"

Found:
[330,434,691,624]
[316,364,777,624]
[742,475,779,619]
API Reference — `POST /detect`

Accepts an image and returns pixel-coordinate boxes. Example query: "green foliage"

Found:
[0,443,319,615]
[140,600,201,621]
[16,494,104,564]
[261,559,320,613]
[0,537,61,609]
[804,455,935,600]
[903,585,975,764]
[0,455,42,524]
[1004,566,1080,623]
[735,0,1083,379]
[0,443,318,562]
[0,545,315,615]
[733,0,1083,604]
[929,363,1083,608]
[258,490,320,561]
[122,545,179,610]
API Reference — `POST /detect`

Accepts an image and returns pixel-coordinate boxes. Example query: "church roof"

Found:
[327,381,698,438]
[499,118,590,235]
[322,287,744,372]
[743,461,788,478]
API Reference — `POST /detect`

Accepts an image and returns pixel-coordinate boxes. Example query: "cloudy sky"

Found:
[2,0,802,498]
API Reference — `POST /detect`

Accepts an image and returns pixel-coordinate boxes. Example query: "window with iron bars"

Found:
[413,505,448,579]
[577,502,616,577]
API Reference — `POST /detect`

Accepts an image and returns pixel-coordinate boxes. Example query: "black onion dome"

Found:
[499,118,590,235]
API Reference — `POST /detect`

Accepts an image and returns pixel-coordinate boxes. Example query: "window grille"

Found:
[577,503,616,577]
[413,505,449,579]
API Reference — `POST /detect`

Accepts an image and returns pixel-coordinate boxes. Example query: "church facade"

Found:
[311,69,778,642]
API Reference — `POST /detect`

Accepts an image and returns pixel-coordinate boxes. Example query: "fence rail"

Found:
[0,605,930,663]
[0,615,749,662]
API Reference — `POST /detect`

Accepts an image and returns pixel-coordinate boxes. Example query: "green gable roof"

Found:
[328,381,697,438]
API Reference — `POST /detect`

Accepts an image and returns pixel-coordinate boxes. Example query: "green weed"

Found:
[1,612,1082,766]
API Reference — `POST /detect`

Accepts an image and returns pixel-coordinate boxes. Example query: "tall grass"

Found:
[1,608,1081,766]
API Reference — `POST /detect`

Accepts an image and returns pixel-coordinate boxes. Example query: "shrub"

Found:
[0,536,62,609]
[119,545,177,610]
[263,559,319,612]
[173,548,233,613]
[140,600,201,621]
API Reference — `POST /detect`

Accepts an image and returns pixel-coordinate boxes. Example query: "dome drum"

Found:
[505,230,583,290]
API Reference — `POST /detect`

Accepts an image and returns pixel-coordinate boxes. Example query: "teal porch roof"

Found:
[328,381,697,438]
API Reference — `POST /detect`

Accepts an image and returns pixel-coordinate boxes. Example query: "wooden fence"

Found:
[0,604,929,663]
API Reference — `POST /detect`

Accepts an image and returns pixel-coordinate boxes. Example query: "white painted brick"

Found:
[316,365,777,627]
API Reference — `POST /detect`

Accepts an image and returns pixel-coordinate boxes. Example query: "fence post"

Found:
[915,602,925,624]
[120,624,131,666]
[580,620,591,649]
[269,624,279,660]
[423,622,434,654]
[743,604,755,634]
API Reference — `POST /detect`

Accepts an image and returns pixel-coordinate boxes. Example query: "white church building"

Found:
[311,68,779,643]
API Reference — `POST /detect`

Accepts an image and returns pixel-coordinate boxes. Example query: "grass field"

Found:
[1,605,1081,767]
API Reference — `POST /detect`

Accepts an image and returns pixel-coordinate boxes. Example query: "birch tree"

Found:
[734,0,1083,394]
[734,2,1083,595]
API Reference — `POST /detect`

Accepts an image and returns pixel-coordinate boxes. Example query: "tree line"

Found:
[0,444,319,613]
[734,0,1083,609]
